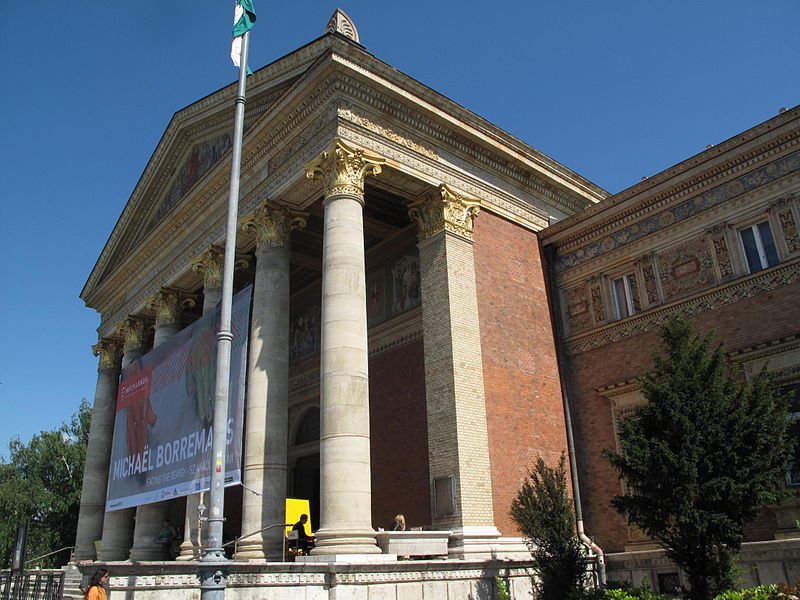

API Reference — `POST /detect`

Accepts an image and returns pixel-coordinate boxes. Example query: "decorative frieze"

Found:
[773,196,800,254]
[408,184,481,242]
[305,138,385,199]
[556,150,800,272]
[92,337,123,370]
[565,260,800,355]
[707,224,734,280]
[588,275,606,324]
[564,283,591,333]
[636,253,661,306]
[657,236,716,301]
[241,200,308,249]
[338,106,439,160]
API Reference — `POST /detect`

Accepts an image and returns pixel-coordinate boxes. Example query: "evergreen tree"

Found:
[511,452,587,600]
[605,315,794,600]
[0,400,90,568]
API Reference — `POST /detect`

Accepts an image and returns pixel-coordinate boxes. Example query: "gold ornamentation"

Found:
[587,275,606,324]
[773,198,800,253]
[147,289,182,326]
[707,225,734,279]
[192,246,224,289]
[92,338,123,370]
[305,139,385,199]
[116,317,147,352]
[338,108,439,160]
[241,200,308,249]
[408,184,481,241]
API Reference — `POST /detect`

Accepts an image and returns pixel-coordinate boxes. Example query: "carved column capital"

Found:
[116,317,148,353]
[192,245,225,290]
[242,200,308,249]
[92,338,123,370]
[147,289,184,327]
[408,184,481,241]
[305,139,385,200]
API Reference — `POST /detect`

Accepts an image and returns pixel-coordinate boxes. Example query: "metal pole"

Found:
[199,30,250,600]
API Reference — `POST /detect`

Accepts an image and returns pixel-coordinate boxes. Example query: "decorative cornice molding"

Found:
[555,150,800,272]
[408,184,480,241]
[305,138,385,199]
[241,200,308,249]
[92,337,123,371]
[565,259,800,355]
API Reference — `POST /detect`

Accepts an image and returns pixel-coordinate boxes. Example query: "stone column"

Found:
[234,201,307,560]
[129,290,186,561]
[305,139,385,555]
[174,247,225,561]
[73,338,123,560]
[408,184,499,557]
[98,317,148,561]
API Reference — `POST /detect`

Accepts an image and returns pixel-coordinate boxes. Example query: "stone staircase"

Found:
[61,563,86,600]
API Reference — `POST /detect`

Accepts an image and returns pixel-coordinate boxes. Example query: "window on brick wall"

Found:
[739,221,779,273]
[611,273,641,320]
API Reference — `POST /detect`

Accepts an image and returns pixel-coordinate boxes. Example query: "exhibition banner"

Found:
[105,286,251,511]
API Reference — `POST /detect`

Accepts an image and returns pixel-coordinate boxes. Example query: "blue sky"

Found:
[0,1,798,458]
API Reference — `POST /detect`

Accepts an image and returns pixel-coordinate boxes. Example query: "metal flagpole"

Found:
[199,29,251,600]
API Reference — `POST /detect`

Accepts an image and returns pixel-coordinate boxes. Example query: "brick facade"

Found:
[474,211,569,536]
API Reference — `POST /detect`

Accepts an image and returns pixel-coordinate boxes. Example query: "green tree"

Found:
[605,315,794,600]
[0,400,90,568]
[511,452,587,600]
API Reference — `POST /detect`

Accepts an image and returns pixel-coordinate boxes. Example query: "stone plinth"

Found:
[375,531,451,559]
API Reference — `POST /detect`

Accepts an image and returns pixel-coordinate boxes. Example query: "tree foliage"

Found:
[605,315,794,600]
[511,452,587,600]
[0,400,90,568]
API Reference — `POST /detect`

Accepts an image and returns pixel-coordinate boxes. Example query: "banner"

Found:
[105,286,252,511]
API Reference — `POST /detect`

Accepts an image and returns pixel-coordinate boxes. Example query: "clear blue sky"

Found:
[0,1,798,458]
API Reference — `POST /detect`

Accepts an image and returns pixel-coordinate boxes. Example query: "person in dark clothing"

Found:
[291,514,315,554]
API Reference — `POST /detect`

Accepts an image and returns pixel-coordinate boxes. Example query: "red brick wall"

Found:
[565,282,800,551]
[473,211,570,536]
[368,339,432,530]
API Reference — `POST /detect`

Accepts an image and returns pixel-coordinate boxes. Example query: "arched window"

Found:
[294,408,320,445]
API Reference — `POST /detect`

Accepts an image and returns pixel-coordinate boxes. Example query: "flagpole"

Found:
[199,28,250,600]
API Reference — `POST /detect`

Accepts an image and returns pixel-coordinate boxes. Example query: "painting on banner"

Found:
[105,286,252,511]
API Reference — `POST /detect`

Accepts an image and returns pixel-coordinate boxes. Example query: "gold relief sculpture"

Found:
[92,337,123,370]
[241,200,308,249]
[587,275,606,324]
[305,139,385,199]
[116,317,147,352]
[408,184,481,241]
[192,246,225,290]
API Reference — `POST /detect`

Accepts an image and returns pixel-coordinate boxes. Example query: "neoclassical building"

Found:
[74,10,799,597]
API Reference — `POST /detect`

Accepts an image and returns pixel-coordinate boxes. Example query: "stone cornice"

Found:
[553,151,800,275]
[544,107,800,250]
[565,259,800,355]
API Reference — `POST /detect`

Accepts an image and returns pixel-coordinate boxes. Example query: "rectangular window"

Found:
[612,273,640,320]
[739,221,779,273]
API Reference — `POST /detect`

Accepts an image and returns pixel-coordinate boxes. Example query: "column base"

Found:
[175,541,201,561]
[312,528,381,556]
[447,526,502,559]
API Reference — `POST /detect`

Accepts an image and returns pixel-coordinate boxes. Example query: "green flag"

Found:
[231,0,256,71]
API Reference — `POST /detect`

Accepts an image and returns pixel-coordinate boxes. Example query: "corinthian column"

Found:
[408,184,499,557]
[304,140,384,556]
[99,317,148,561]
[234,201,307,560]
[128,290,189,561]
[73,338,123,560]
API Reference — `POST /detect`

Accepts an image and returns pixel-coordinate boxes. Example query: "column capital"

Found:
[92,337,123,370]
[147,288,195,327]
[241,200,308,249]
[305,139,385,199]
[408,184,481,242]
[192,245,225,290]
[115,316,148,353]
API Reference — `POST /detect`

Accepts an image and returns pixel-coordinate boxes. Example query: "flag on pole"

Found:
[231,0,257,70]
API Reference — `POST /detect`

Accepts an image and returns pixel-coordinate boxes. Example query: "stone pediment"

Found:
[83,28,605,322]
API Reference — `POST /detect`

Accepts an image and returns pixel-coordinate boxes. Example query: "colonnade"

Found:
[73,139,498,562]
